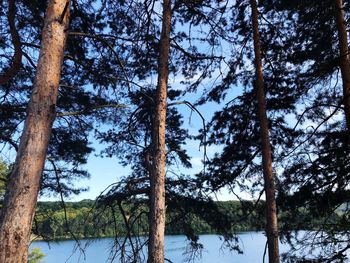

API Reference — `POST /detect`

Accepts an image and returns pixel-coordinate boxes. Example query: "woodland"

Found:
[0,0,350,262]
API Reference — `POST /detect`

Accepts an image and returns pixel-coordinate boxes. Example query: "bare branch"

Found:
[56,104,129,117]
[0,0,22,85]
[168,100,207,173]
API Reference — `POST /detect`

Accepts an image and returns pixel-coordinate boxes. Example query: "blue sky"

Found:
[50,99,226,201]
[47,77,248,202]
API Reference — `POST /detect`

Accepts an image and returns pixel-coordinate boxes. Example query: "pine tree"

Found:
[261,0,350,260]
[250,0,280,261]
[334,0,350,136]
[0,0,70,261]
[147,0,171,261]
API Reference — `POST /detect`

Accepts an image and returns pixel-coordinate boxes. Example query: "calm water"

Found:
[30,232,290,263]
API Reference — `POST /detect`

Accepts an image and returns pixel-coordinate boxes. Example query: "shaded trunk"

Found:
[250,0,280,262]
[0,1,70,262]
[334,0,350,136]
[147,0,171,262]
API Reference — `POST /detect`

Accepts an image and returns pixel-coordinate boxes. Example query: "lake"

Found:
[29,232,295,262]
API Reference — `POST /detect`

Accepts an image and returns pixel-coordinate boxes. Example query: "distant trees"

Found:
[32,200,265,240]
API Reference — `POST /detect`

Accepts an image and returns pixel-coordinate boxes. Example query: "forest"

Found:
[31,199,344,241]
[1,0,350,262]
[34,200,266,239]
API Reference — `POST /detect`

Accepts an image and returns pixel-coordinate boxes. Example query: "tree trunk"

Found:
[249,0,280,262]
[334,0,350,136]
[147,0,171,262]
[0,1,70,262]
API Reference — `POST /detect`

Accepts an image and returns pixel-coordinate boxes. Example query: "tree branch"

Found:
[56,104,129,117]
[0,0,22,85]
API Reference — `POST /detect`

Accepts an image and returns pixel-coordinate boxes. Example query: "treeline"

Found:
[33,199,347,241]
[33,200,263,240]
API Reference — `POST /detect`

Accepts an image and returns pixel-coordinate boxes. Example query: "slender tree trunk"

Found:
[334,0,350,136]
[250,0,280,262]
[147,0,171,262]
[0,1,70,262]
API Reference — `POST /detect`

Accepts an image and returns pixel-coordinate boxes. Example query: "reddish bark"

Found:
[147,0,171,262]
[334,0,350,137]
[250,0,280,262]
[0,0,70,262]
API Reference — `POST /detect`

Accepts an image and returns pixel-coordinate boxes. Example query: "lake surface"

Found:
[29,232,292,262]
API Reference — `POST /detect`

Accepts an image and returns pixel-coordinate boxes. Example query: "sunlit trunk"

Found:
[147,0,171,262]
[0,1,70,262]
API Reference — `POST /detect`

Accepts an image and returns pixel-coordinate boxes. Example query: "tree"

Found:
[0,0,127,199]
[260,0,350,260]
[250,0,280,261]
[92,0,240,261]
[196,0,298,260]
[334,0,350,136]
[147,0,172,262]
[0,0,70,261]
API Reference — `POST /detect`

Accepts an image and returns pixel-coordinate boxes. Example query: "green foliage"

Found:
[32,199,335,241]
[33,200,255,240]
[0,161,7,195]
[0,160,10,202]
[28,248,45,263]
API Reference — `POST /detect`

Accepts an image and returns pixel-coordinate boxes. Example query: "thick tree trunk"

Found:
[0,1,70,262]
[147,0,171,262]
[334,0,350,136]
[250,0,280,262]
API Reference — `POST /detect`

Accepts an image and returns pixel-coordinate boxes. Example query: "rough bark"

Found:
[147,0,171,262]
[0,1,70,262]
[250,0,280,262]
[334,0,350,137]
